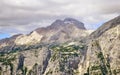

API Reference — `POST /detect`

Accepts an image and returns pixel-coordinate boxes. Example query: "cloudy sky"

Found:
[0,0,120,39]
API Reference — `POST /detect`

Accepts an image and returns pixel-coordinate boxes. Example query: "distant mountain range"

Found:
[0,16,119,75]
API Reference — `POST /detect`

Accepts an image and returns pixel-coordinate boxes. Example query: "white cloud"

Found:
[3,0,45,8]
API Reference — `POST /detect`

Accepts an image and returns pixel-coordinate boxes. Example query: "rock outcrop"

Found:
[78,16,120,75]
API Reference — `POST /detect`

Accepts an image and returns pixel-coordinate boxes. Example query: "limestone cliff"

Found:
[78,16,120,75]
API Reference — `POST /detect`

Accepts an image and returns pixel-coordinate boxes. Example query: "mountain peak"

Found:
[64,18,86,29]
[50,19,64,27]
[49,18,86,30]
[64,18,79,22]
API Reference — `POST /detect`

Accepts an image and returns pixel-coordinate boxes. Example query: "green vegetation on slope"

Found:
[0,53,16,75]
[49,43,85,75]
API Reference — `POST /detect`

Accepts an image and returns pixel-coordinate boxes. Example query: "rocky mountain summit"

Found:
[0,18,89,50]
[0,16,120,75]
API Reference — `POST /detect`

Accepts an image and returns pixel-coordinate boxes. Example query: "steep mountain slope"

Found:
[78,16,120,75]
[90,15,120,39]
[35,18,87,43]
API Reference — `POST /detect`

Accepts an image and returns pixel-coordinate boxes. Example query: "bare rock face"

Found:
[78,16,120,75]
[15,31,43,45]
[0,34,22,48]
[64,18,86,29]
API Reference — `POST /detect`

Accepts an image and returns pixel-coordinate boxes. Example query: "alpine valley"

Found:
[0,16,120,75]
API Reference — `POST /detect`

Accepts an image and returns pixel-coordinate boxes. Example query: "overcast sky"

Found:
[0,0,120,39]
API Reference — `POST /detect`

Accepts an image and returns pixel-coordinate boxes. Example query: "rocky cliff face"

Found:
[78,16,120,75]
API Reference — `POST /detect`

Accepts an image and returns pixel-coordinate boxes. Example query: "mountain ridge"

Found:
[0,18,90,50]
[90,15,120,39]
